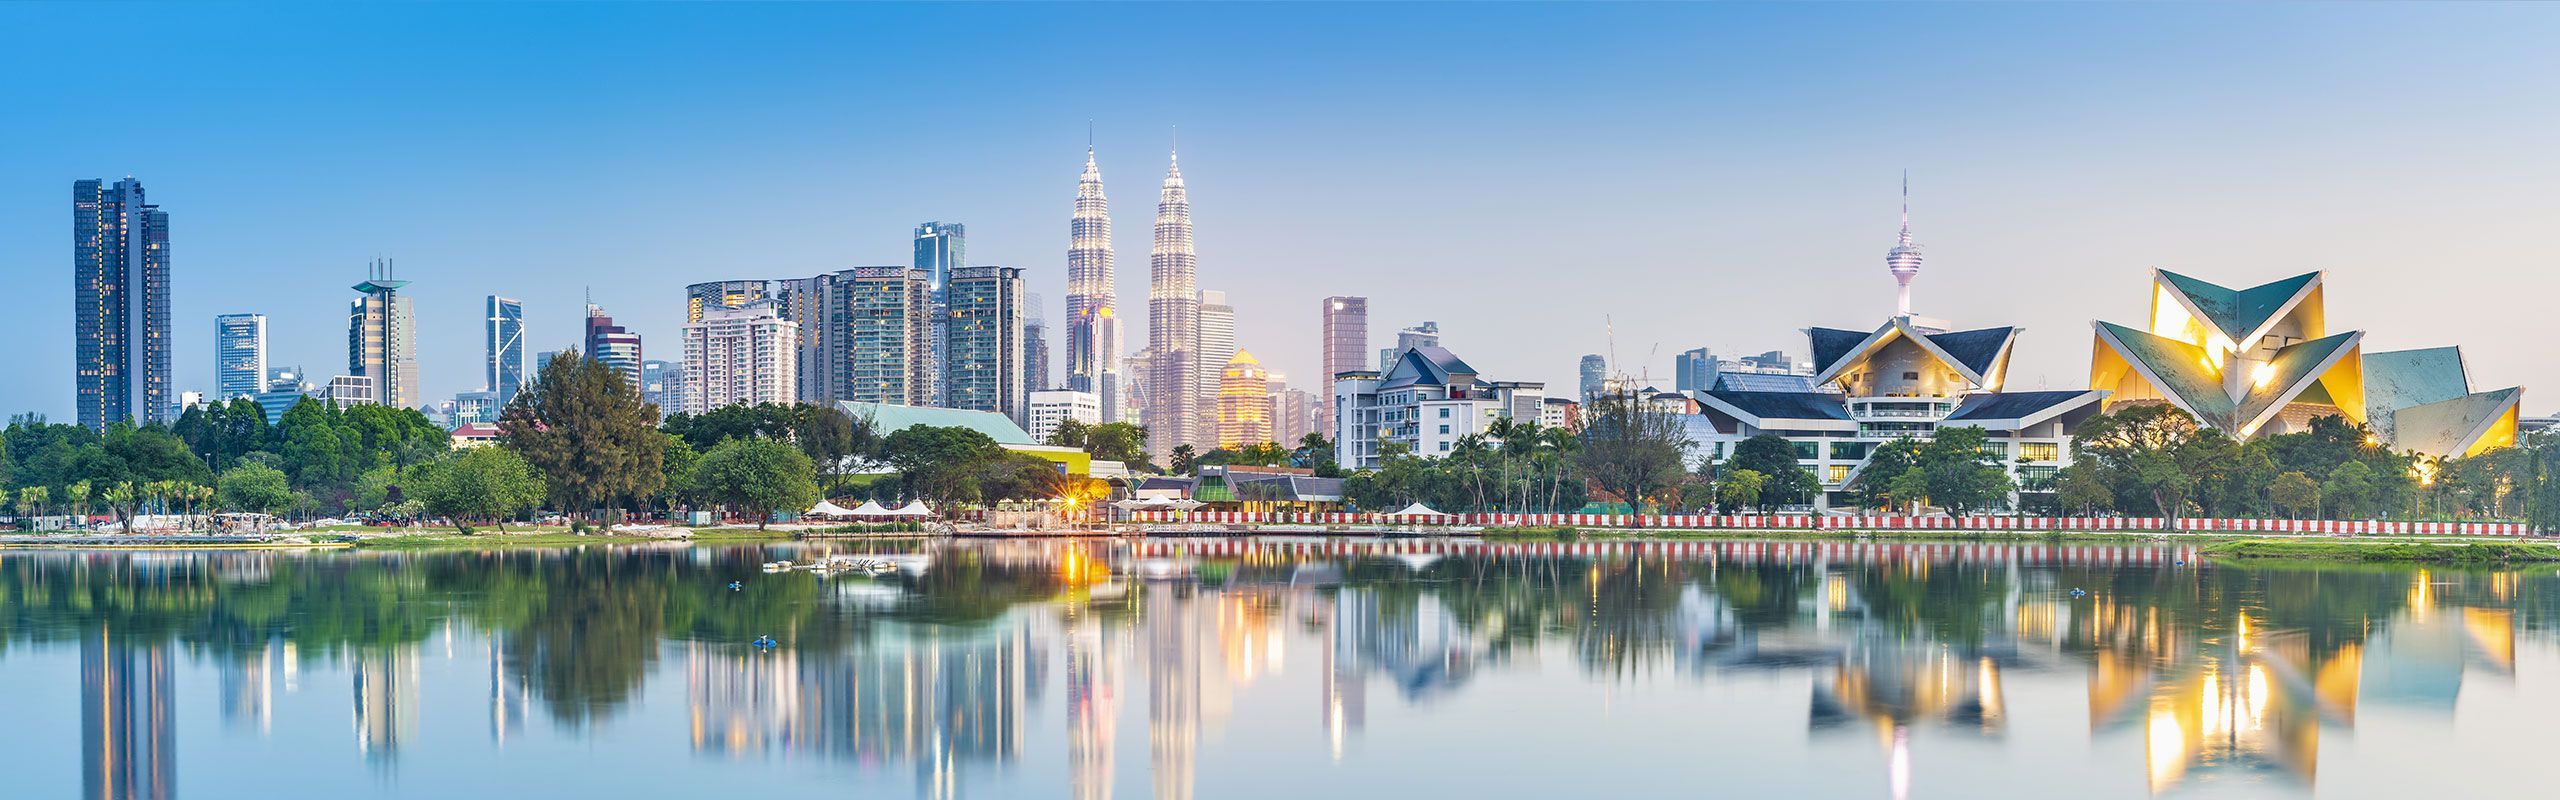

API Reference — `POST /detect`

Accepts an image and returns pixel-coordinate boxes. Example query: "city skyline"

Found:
[7,3,2558,422]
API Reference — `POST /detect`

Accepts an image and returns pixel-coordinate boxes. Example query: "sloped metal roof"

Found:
[2157,270,2318,344]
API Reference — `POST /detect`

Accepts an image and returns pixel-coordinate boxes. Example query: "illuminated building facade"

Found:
[1065,147,1124,422]
[1216,349,1272,449]
[2090,270,2522,458]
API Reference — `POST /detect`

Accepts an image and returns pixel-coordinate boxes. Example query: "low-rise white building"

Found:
[1026,389,1102,443]
[1333,346,1543,470]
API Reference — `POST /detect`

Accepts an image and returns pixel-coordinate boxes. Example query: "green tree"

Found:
[500,352,666,531]
[1887,466,1930,514]
[1576,389,1693,516]
[1726,433,1817,509]
[1717,469,1767,513]
[691,433,819,528]
[216,463,294,530]
[2324,461,2378,519]
[418,447,548,533]
[881,425,1002,513]
[2075,404,2205,526]
[2270,471,2321,518]
[691,438,819,530]
[66,480,92,523]
[1168,444,1200,475]
[2054,461,2113,515]
[1849,438,1923,512]
[1915,427,2014,517]
[657,433,700,511]
[1292,433,1340,478]
[17,485,47,523]
[101,481,137,533]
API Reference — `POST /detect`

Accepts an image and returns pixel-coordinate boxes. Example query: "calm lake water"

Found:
[3,537,2557,799]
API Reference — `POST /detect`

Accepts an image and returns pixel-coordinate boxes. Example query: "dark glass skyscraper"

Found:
[73,178,172,430]
[915,221,966,406]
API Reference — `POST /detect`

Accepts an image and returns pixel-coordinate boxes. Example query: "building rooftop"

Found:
[1701,390,1851,422]
[1944,390,2103,425]
[835,401,1034,445]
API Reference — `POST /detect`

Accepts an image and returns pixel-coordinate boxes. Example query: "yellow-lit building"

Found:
[1216,349,1272,450]
[2091,270,2520,457]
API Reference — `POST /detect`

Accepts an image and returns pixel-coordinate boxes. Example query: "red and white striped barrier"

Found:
[1114,509,2533,536]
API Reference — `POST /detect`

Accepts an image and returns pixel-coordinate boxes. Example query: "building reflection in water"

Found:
[83,627,176,800]
[13,539,2551,799]
[683,618,1046,799]
[353,647,420,769]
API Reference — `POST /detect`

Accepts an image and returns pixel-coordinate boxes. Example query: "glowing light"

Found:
[2252,361,2277,388]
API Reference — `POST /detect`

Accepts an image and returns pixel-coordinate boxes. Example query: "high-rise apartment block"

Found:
[945,266,1028,422]
[73,178,172,429]
[349,260,419,409]
[214,314,267,401]
[680,300,799,415]
[839,267,932,406]
[486,296,524,406]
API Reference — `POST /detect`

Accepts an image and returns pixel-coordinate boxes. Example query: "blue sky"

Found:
[3,2,2555,418]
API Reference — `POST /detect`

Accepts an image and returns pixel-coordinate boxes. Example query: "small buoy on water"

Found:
[752,635,777,649]
[727,581,743,591]
[2069,588,2087,598]
[2175,560,2186,566]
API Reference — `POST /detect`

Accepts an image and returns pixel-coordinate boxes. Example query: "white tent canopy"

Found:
[1385,503,1452,518]
[848,500,893,516]
[887,501,935,518]
[808,500,859,517]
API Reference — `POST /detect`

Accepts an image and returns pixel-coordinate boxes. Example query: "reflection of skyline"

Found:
[82,628,176,800]
[683,619,1048,799]
[7,542,2557,799]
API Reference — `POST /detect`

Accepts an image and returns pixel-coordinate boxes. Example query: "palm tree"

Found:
[102,482,137,534]
[66,480,92,527]
[19,486,48,527]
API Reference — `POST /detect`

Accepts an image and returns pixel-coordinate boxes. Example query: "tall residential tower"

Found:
[72,178,172,429]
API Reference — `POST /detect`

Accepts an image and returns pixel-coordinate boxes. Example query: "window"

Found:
[1439,441,1451,452]
[1439,424,1450,434]
[1902,371,1920,380]
[2018,442,2059,462]
[1827,465,1851,484]
[1792,441,1818,460]
[1438,407,1451,418]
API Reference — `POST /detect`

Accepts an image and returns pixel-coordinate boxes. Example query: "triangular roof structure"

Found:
[1807,318,2019,391]
[808,500,859,516]
[887,501,934,517]
[2091,322,2364,436]
[1385,502,1452,517]
[1376,346,1479,391]
[2154,270,2322,350]
[849,500,893,516]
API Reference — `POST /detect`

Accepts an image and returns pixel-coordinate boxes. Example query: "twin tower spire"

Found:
[1064,133,1199,456]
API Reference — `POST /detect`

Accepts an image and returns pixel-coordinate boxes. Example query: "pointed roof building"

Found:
[1147,142,1203,458]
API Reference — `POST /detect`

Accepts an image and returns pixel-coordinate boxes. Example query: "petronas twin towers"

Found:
[1064,139,1203,460]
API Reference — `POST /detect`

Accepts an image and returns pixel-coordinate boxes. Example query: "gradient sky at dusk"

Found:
[3,2,2555,419]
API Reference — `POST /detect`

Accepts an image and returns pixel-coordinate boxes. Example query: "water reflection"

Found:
[4,539,2557,798]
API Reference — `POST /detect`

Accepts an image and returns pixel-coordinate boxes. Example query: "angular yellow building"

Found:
[2090,270,2520,458]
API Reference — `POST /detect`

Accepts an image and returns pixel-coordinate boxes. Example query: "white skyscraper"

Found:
[1147,146,1201,460]
[680,301,798,415]
[1194,289,1235,450]
[1065,145,1124,422]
